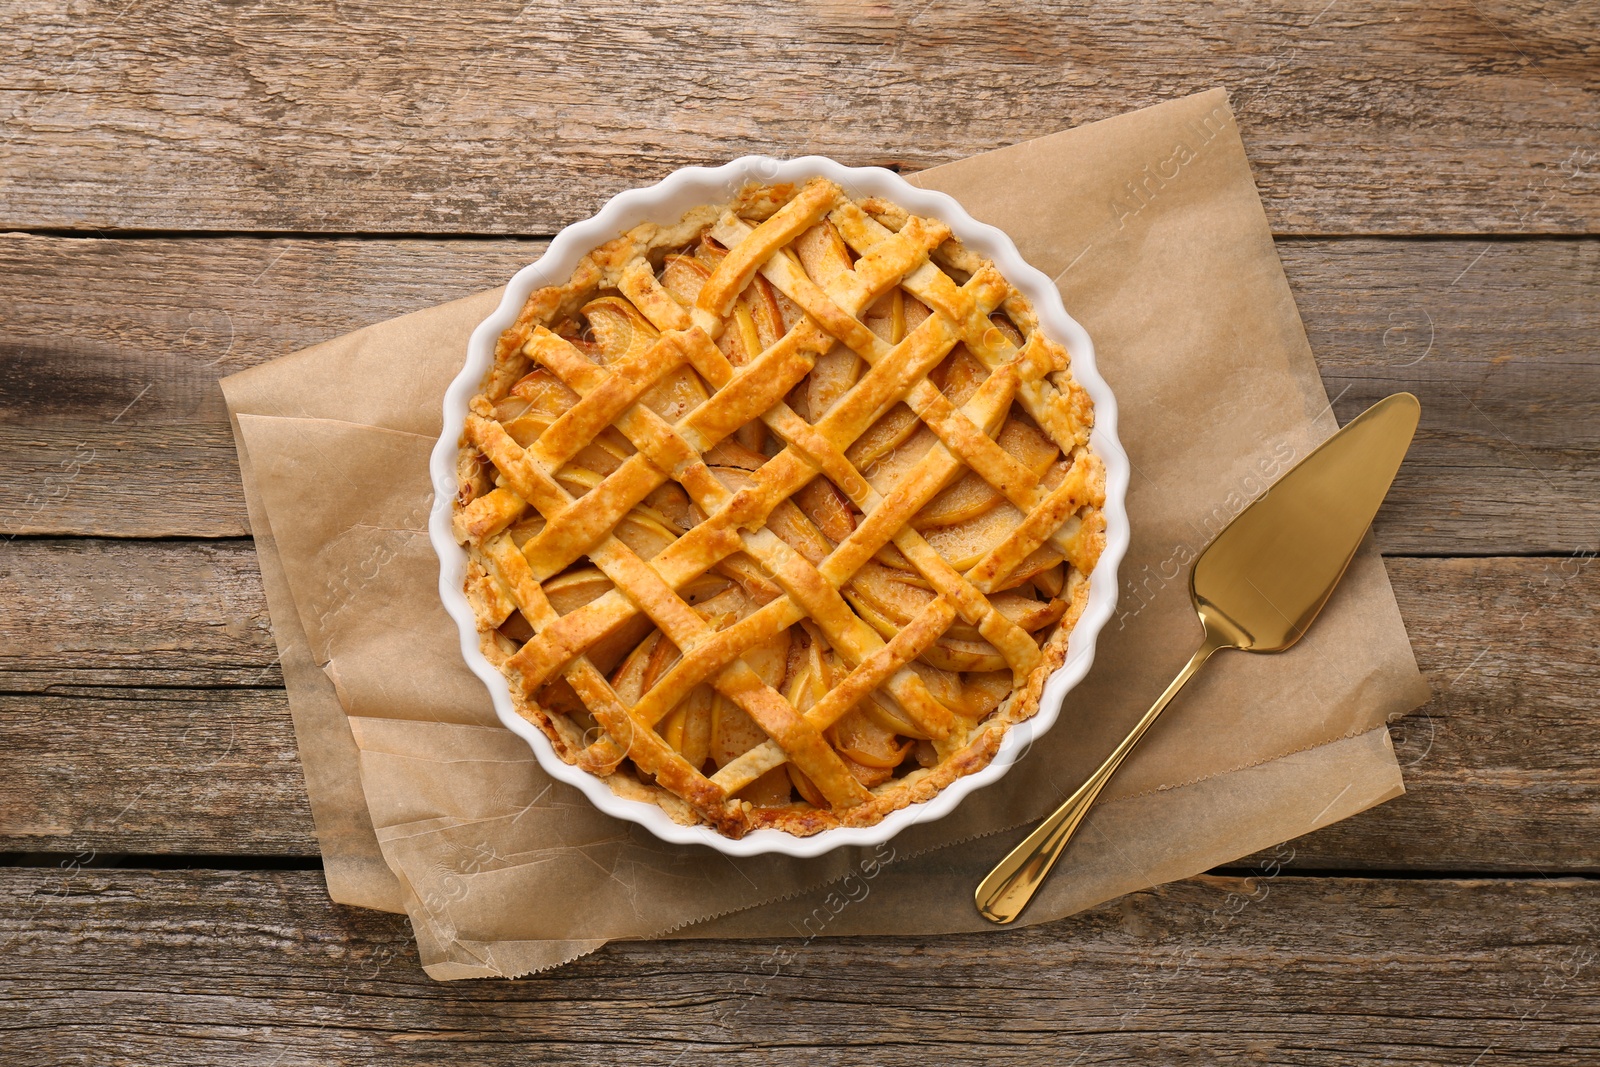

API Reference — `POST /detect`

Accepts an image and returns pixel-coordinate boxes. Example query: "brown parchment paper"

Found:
[221,88,1430,980]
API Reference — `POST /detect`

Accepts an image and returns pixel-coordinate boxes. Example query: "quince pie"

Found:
[453,177,1105,838]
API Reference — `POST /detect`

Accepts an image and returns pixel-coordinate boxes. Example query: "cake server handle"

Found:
[974,633,1226,925]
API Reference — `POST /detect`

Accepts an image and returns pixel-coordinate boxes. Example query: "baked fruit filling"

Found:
[453,177,1105,837]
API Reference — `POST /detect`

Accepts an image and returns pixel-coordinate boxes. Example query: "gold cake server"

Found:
[975,392,1421,924]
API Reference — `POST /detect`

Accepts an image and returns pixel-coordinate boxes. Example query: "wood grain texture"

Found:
[0,686,313,854]
[1,2,1597,236]
[0,540,313,853]
[0,233,544,540]
[1304,238,1600,555]
[1243,555,1600,874]
[0,539,278,689]
[1,233,1595,549]
[2,544,1594,872]
[1,867,1596,1065]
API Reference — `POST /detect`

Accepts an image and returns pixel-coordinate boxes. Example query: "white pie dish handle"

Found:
[429,155,1130,858]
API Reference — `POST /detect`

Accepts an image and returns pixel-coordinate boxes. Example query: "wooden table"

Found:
[3,2,1597,1062]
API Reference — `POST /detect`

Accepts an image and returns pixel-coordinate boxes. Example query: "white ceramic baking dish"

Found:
[430,155,1130,857]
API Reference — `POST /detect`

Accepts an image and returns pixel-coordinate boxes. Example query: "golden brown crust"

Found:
[741,572,1093,835]
[454,178,1105,838]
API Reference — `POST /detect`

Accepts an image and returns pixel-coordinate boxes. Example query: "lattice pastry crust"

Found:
[452,178,1106,838]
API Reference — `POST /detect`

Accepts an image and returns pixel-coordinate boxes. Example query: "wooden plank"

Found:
[0,868,1595,1063]
[2,545,1595,872]
[1242,555,1600,874]
[0,233,542,540]
[1298,239,1600,556]
[1,233,1595,550]
[2,2,1596,236]
[0,539,279,689]
[0,686,314,855]
[0,542,312,853]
